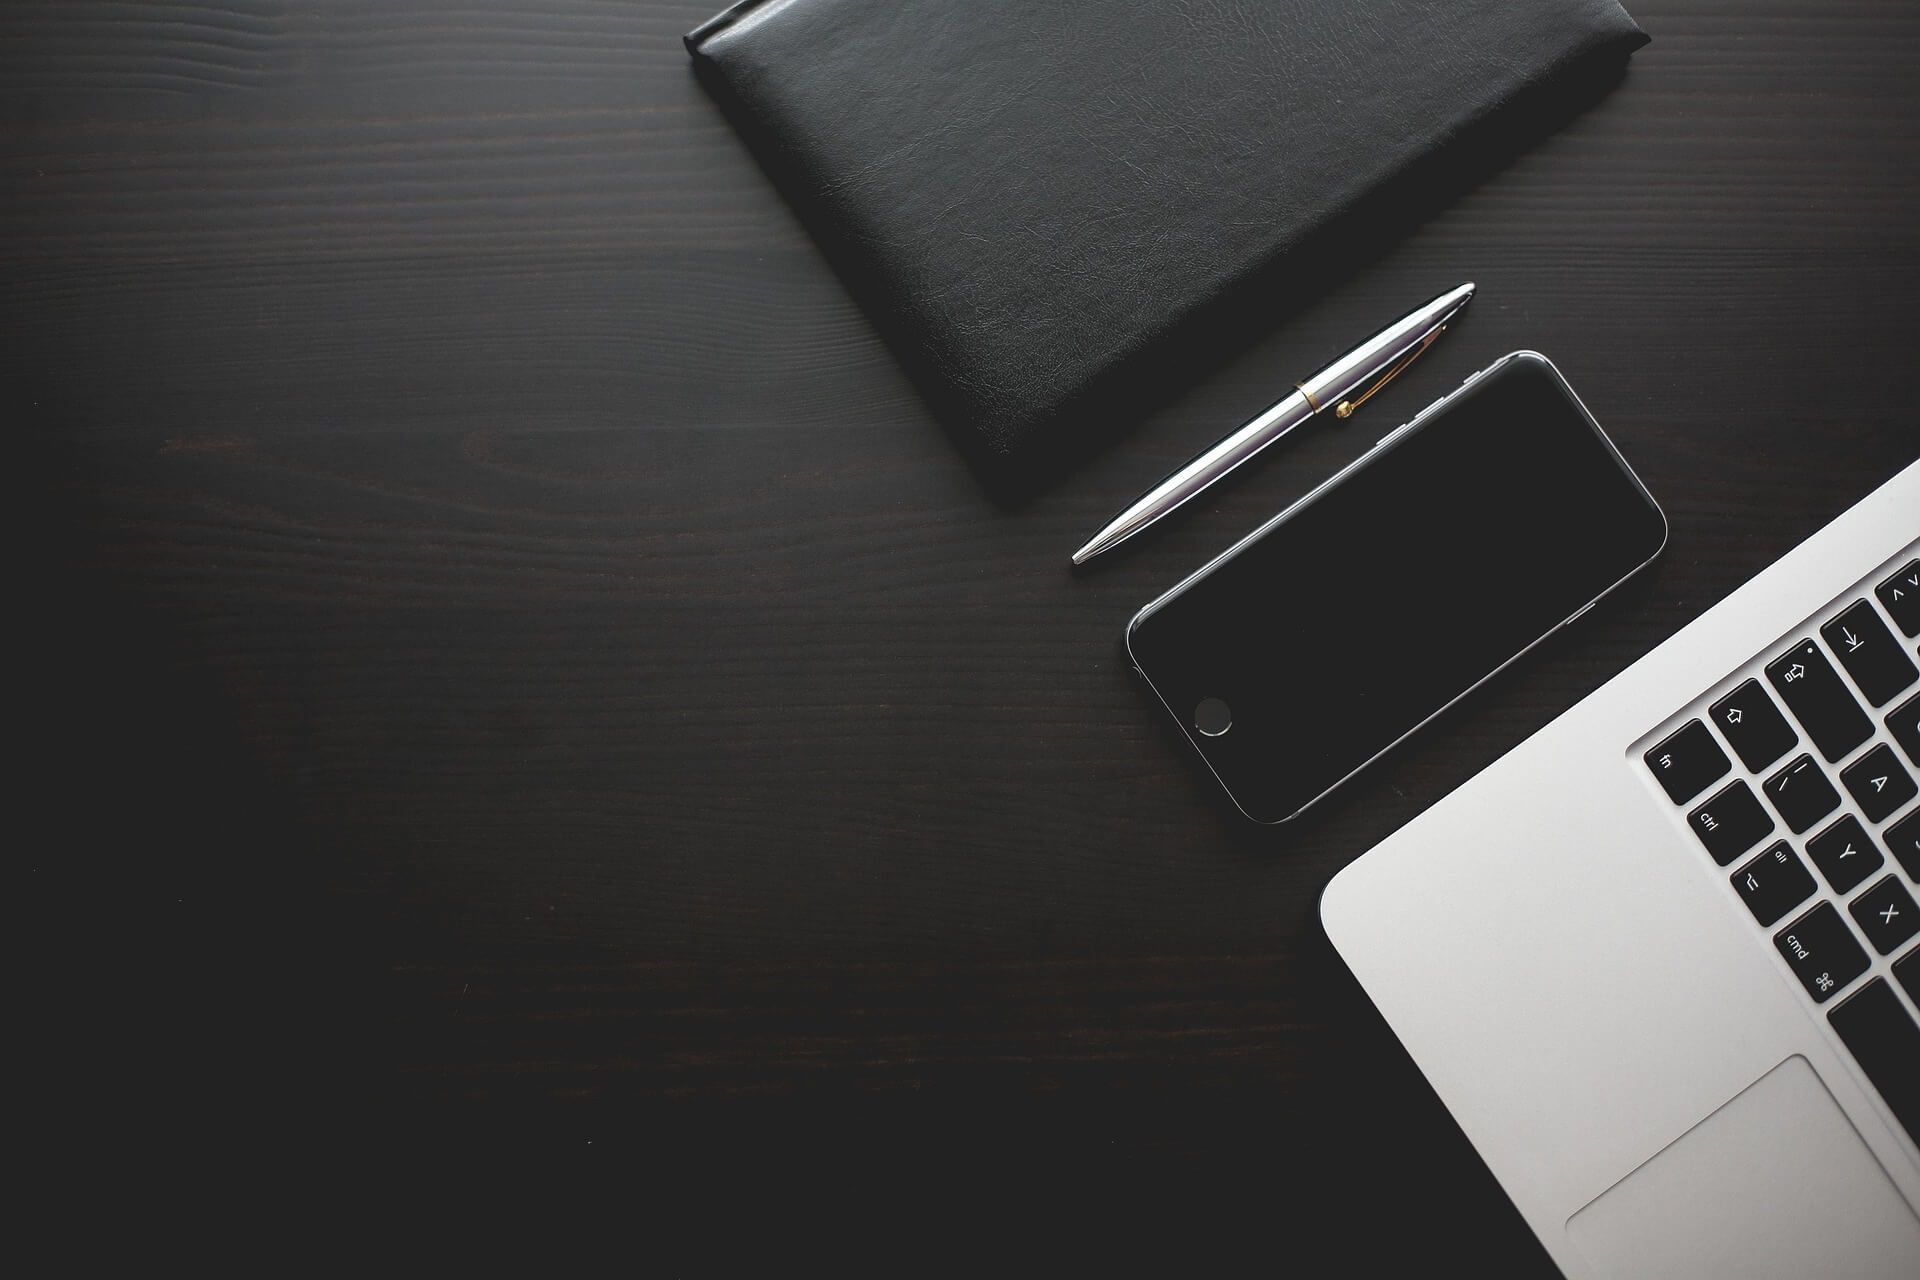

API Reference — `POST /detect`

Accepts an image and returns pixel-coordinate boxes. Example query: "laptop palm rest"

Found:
[1567,1056,1920,1279]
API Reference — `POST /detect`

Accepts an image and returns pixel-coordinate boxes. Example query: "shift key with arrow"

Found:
[1767,639,1873,762]
[1711,679,1799,771]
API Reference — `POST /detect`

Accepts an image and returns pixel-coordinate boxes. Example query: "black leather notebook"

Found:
[686,0,1648,488]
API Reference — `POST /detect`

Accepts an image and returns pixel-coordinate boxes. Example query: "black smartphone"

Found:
[1125,351,1667,824]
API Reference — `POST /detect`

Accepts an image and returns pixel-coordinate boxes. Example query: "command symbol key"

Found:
[1775,902,1871,1003]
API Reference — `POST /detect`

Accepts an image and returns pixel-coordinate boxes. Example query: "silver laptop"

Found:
[1322,457,1920,1279]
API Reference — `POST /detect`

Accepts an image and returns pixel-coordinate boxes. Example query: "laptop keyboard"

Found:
[1641,551,1920,1148]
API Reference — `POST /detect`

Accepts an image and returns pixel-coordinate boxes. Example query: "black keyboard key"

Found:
[1897,948,1917,1004]
[1840,743,1918,824]
[1708,680,1797,773]
[1822,599,1917,707]
[1731,842,1816,927]
[1849,876,1920,956]
[1766,639,1873,762]
[1888,809,1920,879]
[1877,558,1920,637]
[1762,753,1841,834]
[1688,780,1775,865]
[1889,692,1920,769]
[1827,978,1920,1145]
[1806,814,1884,895]
[1774,902,1871,1003]
[1644,719,1730,804]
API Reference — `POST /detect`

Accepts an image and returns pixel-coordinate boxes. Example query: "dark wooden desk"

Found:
[8,0,1917,1259]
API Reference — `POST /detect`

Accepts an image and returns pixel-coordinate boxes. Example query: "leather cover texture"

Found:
[686,0,1648,486]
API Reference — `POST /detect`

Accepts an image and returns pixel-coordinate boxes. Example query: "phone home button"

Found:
[1194,698,1232,737]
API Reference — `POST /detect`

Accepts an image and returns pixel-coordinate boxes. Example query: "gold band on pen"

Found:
[1335,324,1446,419]
[1296,383,1323,413]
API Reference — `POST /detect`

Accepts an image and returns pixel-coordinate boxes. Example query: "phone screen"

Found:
[1125,352,1667,823]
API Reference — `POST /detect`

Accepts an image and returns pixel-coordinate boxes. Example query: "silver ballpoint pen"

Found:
[1070,282,1475,565]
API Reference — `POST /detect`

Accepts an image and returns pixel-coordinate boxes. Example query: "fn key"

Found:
[1645,719,1729,804]
[1828,979,1920,1145]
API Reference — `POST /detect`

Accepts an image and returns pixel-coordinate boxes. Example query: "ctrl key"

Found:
[1775,902,1871,1003]
[1687,780,1775,865]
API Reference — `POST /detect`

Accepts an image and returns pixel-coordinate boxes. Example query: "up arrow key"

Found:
[1876,559,1920,636]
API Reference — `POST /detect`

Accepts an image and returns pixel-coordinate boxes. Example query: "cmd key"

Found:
[1775,902,1870,1003]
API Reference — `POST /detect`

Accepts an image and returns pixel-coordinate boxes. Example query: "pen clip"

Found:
[1333,325,1446,420]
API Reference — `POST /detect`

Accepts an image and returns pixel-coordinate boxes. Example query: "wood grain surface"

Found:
[8,0,1918,1258]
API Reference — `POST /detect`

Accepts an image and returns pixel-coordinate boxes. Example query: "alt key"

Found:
[1731,842,1816,927]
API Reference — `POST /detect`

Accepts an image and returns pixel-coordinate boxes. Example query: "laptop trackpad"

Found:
[1567,1056,1920,1279]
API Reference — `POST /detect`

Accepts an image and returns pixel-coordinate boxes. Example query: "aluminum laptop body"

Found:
[1322,458,1920,1279]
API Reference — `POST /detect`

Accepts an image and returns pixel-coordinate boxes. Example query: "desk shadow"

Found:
[1292,909,1564,1276]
